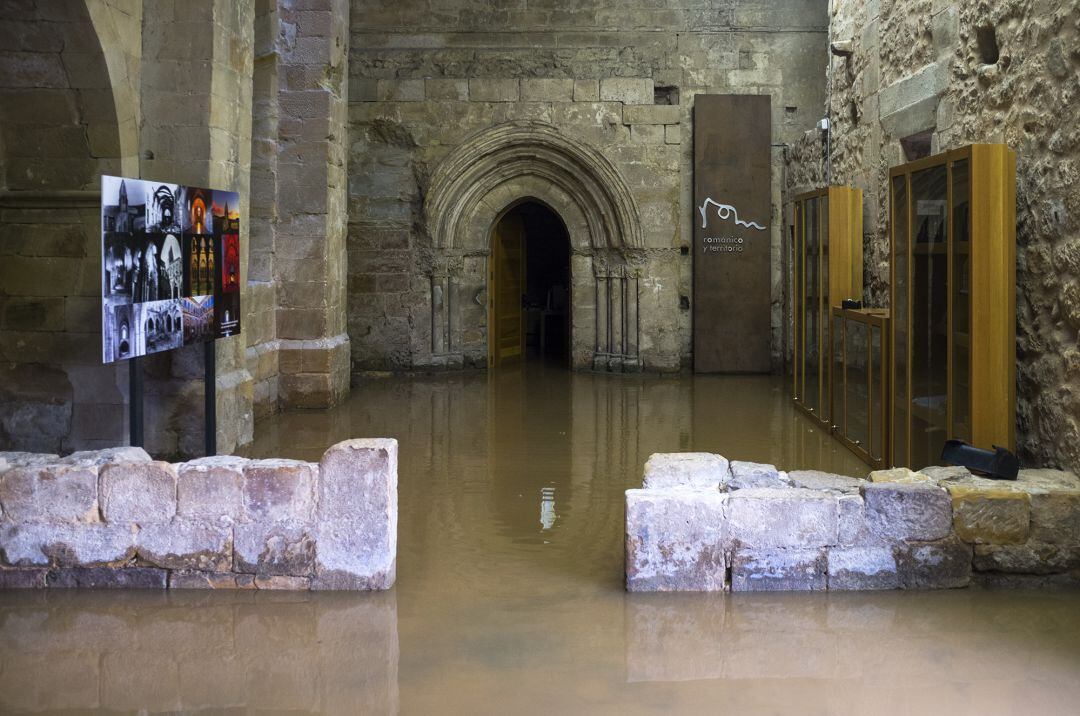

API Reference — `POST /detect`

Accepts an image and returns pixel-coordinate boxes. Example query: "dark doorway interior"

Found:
[515,202,571,362]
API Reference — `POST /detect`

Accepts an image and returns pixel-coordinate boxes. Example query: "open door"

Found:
[489,211,526,368]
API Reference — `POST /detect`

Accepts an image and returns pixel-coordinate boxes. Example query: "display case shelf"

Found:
[889,144,1016,469]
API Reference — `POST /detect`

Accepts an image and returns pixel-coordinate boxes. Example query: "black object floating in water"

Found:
[940,439,1019,481]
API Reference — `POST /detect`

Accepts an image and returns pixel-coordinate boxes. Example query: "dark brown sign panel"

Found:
[693,94,771,373]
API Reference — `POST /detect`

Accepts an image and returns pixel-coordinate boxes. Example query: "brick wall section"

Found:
[275,0,351,408]
[346,0,830,372]
[782,0,1080,472]
[0,439,398,590]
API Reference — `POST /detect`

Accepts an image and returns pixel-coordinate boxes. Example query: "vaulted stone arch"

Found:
[424,121,644,252]
[419,122,645,372]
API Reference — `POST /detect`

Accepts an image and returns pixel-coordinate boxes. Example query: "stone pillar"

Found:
[138,0,257,456]
[275,0,351,408]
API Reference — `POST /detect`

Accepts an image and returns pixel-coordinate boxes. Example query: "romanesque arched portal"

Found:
[422,121,646,371]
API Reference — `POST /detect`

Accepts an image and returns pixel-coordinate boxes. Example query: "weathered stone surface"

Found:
[729,461,791,490]
[176,456,246,520]
[862,482,952,541]
[0,523,135,567]
[0,568,47,588]
[1017,468,1080,492]
[314,439,397,590]
[599,77,652,104]
[972,542,1080,575]
[625,488,726,591]
[642,452,729,490]
[242,459,316,523]
[46,567,167,589]
[727,488,837,548]
[947,484,1030,544]
[731,548,827,591]
[255,575,311,590]
[1028,491,1080,544]
[895,539,972,589]
[869,467,930,484]
[136,522,231,571]
[169,570,250,590]
[99,461,177,524]
[918,465,971,483]
[235,522,315,577]
[827,546,899,590]
[0,464,98,523]
[789,470,864,493]
[836,494,878,546]
[61,447,152,466]
[0,451,59,474]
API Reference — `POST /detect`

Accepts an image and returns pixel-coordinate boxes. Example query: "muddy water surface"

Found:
[2,366,1079,713]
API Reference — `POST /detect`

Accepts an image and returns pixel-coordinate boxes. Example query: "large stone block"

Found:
[1017,468,1080,491]
[99,461,177,524]
[314,439,397,590]
[947,484,1030,544]
[235,521,315,577]
[169,570,251,589]
[176,456,246,521]
[868,467,930,484]
[729,461,791,490]
[0,464,98,523]
[972,541,1080,574]
[727,488,838,548]
[0,569,47,588]
[600,77,653,104]
[136,522,231,571]
[1,523,135,567]
[862,482,952,541]
[895,538,972,589]
[625,488,727,591]
[789,470,864,494]
[1028,490,1080,544]
[46,567,167,589]
[642,452,729,490]
[242,459,317,523]
[827,546,899,590]
[837,493,880,546]
[731,547,827,591]
[61,447,152,466]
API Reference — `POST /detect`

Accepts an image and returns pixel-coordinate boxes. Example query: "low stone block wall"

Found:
[626,454,1080,591]
[0,439,397,590]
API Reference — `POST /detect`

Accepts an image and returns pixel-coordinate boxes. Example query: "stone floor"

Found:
[2,364,1079,713]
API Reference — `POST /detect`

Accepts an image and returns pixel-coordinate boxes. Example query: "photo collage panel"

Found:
[101,175,241,363]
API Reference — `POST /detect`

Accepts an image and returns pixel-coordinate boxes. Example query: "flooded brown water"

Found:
[3,365,1080,713]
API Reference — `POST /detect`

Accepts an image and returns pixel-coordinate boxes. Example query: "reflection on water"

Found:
[2,365,1079,714]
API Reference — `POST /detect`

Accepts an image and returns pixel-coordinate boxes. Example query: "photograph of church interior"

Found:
[0,0,1079,713]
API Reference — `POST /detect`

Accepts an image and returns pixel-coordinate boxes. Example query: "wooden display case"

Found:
[791,186,863,430]
[889,144,1016,469]
[831,307,890,469]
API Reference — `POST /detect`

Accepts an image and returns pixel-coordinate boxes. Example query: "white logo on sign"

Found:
[698,198,767,231]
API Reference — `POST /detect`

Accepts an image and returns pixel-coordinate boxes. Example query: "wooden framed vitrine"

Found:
[889,144,1016,469]
[791,186,863,430]
[831,307,890,468]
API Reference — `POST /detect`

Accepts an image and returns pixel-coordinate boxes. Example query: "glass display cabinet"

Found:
[792,186,863,430]
[889,144,1016,469]
[831,307,890,468]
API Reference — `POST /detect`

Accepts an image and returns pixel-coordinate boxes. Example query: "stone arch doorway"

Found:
[488,200,572,368]
[423,121,645,372]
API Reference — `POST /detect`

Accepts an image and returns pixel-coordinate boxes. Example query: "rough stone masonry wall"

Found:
[782,0,1080,472]
[626,452,1080,591]
[0,438,397,590]
[346,0,829,373]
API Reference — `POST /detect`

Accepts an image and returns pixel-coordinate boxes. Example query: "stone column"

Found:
[274,0,351,408]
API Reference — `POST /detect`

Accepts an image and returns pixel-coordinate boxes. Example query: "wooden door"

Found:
[489,212,525,367]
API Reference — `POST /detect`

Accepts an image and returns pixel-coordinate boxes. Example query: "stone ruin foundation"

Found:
[0,440,397,590]
[626,454,1080,591]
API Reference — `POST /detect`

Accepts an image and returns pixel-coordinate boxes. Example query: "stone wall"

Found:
[346,0,829,373]
[626,452,1080,591]
[0,438,397,590]
[782,0,1080,472]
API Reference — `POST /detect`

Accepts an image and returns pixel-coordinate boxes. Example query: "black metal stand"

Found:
[128,356,143,447]
[204,339,217,456]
